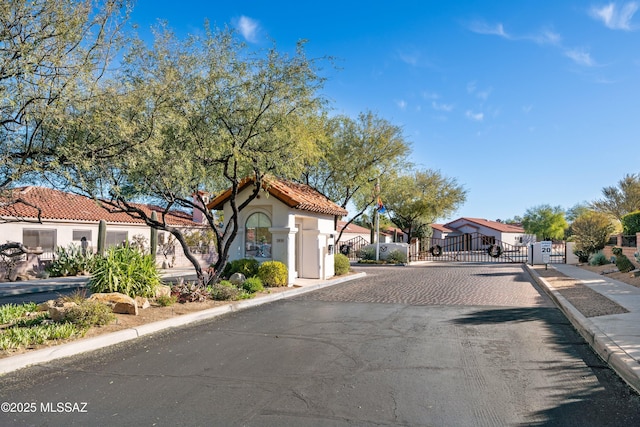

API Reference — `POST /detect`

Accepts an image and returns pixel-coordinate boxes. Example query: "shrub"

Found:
[573,249,589,263]
[156,294,177,306]
[358,247,376,261]
[588,252,609,266]
[89,246,161,298]
[615,253,635,273]
[64,300,116,328]
[334,253,350,275]
[386,250,407,264]
[209,281,242,301]
[222,258,260,279]
[258,261,288,287]
[242,277,264,293]
[621,211,640,235]
[571,211,615,257]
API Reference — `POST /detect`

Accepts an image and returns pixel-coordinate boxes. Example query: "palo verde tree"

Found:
[591,173,640,222]
[0,0,126,257]
[521,204,568,241]
[571,210,615,257]
[0,0,126,205]
[380,169,467,241]
[56,24,326,285]
[300,111,410,242]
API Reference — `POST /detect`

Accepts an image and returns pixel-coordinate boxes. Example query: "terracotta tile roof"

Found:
[0,186,199,226]
[208,177,348,217]
[444,217,525,233]
[337,220,371,234]
[430,224,453,233]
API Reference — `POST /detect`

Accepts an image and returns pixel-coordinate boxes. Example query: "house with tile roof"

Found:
[207,177,348,285]
[430,217,534,249]
[0,186,209,271]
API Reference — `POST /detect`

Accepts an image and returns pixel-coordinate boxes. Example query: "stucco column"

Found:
[269,227,297,285]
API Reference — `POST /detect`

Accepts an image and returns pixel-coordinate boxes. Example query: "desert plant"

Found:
[0,302,38,324]
[223,258,260,278]
[242,277,264,293]
[612,247,635,272]
[209,281,243,301]
[89,246,161,298]
[46,244,94,277]
[63,300,115,328]
[334,253,350,275]
[156,294,178,306]
[258,261,288,287]
[171,279,211,303]
[588,252,609,266]
[386,250,407,264]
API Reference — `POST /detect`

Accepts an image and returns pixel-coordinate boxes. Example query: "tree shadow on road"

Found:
[452,306,640,426]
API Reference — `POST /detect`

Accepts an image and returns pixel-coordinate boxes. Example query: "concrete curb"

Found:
[0,272,366,376]
[525,264,640,394]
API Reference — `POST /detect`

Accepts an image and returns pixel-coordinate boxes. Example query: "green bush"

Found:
[242,277,264,293]
[209,281,243,301]
[358,247,376,261]
[615,253,635,273]
[334,253,350,275]
[621,211,640,235]
[258,261,288,287]
[222,258,260,278]
[386,250,407,264]
[588,252,609,266]
[64,300,115,328]
[89,246,161,298]
[156,294,177,306]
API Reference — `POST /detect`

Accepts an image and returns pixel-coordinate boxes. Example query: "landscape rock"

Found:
[135,296,150,310]
[89,292,138,315]
[230,272,246,286]
[48,301,78,322]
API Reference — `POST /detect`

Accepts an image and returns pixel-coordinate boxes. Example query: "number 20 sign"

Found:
[541,241,552,264]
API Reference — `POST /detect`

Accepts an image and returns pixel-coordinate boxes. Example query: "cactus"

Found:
[150,211,158,261]
[97,219,106,256]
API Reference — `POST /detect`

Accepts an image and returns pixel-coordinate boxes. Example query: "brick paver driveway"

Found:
[297,262,552,307]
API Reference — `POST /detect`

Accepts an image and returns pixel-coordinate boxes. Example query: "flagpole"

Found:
[375,178,380,261]
[376,207,380,261]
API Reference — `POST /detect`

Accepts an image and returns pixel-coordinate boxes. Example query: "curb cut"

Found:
[0,272,366,376]
[525,264,640,394]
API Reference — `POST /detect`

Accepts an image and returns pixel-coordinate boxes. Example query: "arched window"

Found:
[245,212,272,258]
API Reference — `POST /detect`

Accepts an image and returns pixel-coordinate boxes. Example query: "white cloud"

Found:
[396,99,407,110]
[590,2,638,30]
[237,16,259,42]
[432,101,454,112]
[398,51,419,66]
[565,48,596,66]
[522,105,533,114]
[476,87,492,101]
[529,29,562,45]
[468,21,511,39]
[465,110,484,121]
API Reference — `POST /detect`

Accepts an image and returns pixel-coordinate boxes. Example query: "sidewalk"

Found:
[526,263,640,394]
[0,271,366,375]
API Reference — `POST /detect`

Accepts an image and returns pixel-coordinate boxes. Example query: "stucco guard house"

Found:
[207,178,348,285]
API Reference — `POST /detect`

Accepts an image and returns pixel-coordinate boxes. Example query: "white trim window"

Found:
[23,229,57,251]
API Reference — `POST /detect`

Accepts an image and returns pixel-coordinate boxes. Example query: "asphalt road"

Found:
[1,263,640,426]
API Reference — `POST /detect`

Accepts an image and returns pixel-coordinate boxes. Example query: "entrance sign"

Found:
[541,241,552,264]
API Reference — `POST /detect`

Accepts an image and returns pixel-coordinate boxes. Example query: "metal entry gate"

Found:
[410,232,529,263]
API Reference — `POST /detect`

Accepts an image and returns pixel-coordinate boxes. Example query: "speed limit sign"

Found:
[541,241,552,264]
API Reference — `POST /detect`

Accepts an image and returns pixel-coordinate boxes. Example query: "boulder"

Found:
[48,301,78,322]
[135,296,150,310]
[229,272,246,286]
[89,292,138,315]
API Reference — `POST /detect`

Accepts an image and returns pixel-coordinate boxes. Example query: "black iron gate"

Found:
[410,232,529,263]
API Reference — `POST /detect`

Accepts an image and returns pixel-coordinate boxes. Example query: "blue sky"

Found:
[129,1,640,223]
